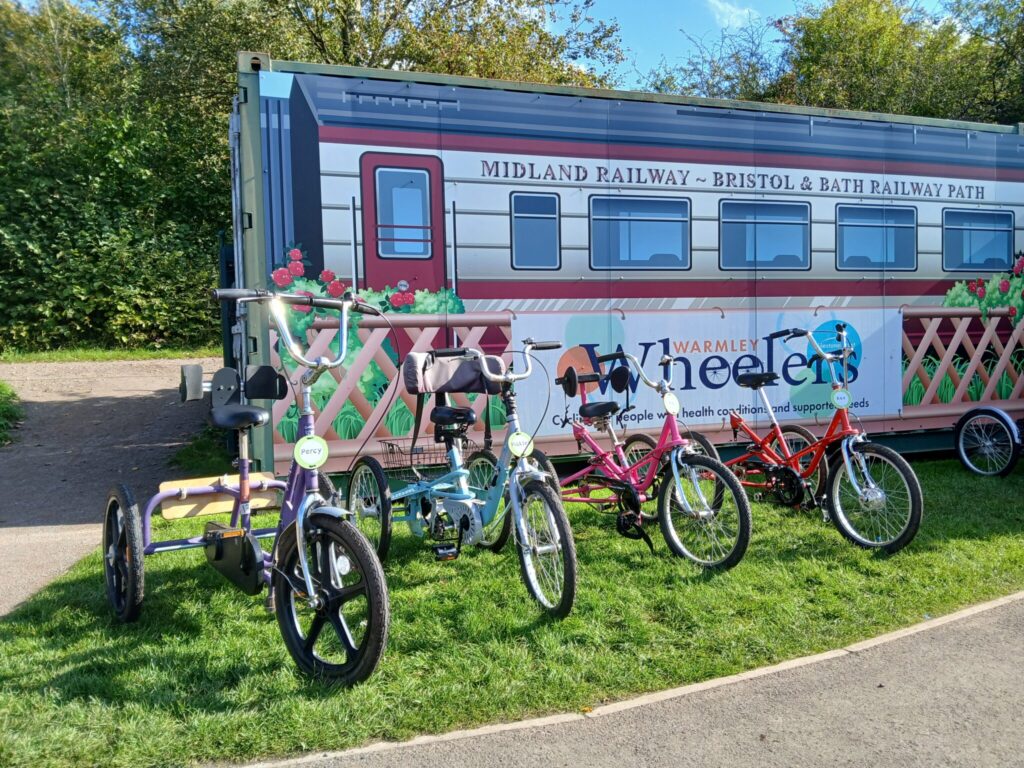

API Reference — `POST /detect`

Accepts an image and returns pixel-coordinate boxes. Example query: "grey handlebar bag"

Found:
[402,352,506,396]
[401,352,506,457]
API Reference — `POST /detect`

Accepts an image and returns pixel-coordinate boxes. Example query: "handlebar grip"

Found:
[530,341,562,351]
[596,351,625,363]
[434,348,468,358]
[212,288,270,301]
[767,328,793,340]
[578,373,601,383]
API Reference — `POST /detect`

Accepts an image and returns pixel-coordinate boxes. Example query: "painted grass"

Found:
[1,459,1024,767]
[0,346,221,363]
[0,380,23,445]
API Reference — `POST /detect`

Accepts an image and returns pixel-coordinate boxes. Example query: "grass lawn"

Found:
[1,458,1023,767]
[0,346,221,363]
[0,380,23,445]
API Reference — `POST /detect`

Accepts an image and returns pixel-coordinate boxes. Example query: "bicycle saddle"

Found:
[736,371,780,390]
[208,403,270,430]
[579,401,620,419]
[430,405,477,426]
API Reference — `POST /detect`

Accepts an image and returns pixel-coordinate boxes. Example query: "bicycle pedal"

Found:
[432,544,459,561]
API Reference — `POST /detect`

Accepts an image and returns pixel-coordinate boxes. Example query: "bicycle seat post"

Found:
[757,386,781,431]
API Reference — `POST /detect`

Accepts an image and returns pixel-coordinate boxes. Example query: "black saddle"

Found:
[579,401,620,419]
[736,372,779,390]
[208,404,270,430]
[430,405,477,427]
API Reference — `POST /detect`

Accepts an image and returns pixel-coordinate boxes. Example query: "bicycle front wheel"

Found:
[273,515,389,685]
[657,453,751,570]
[514,480,577,618]
[826,442,922,553]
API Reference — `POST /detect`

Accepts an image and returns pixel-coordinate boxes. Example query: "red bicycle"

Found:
[725,323,922,553]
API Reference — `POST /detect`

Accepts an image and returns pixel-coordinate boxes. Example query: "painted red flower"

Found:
[291,290,314,313]
[976,286,986,299]
[271,268,293,288]
[403,292,415,306]
[320,269,335,283]
[288,261,304,277]
[968,282,977,294]
[1000,279,1010,294]
[389,293,405,308]
[288,248,303,261]
[326,280,346,298]
[1015,257,1024,276]
[1009,306,1018,318]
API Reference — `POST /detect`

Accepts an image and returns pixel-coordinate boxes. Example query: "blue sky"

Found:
[575,0,948,87]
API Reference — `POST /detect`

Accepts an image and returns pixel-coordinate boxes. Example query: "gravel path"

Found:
[0,358,220,615]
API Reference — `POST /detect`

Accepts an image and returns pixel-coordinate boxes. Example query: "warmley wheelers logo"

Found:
[512,308,898,436]
[564,321,862,395]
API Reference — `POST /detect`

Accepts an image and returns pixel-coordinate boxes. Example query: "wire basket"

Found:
[379,436,480,482]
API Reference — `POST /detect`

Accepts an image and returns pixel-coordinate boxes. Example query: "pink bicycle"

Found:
[553,351,752,570]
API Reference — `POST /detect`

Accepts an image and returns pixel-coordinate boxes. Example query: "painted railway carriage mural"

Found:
[233,55,1024,473]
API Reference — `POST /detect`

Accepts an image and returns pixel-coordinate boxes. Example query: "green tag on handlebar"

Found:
[294,435,329,469]
[830,388,852,410]
[508,431,534,458]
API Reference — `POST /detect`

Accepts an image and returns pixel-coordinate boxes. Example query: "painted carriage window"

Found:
[511,193,560,269]
[375,168,432,258]
[836,205,917,271]
[590,197,690,270]
[942,210,1013,271]
[720,201,810,270]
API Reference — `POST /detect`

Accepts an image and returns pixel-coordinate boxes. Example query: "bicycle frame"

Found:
[389,379,547,543]
[560,407,685,506]
[725,325,862,489]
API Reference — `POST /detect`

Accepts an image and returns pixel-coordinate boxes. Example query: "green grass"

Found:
[0,346,221,363]
[2,459,1024,767]
[168,428,235,476]
[0,380,23,445]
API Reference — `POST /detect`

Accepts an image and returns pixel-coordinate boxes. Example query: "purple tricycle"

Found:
[102,289,389,685]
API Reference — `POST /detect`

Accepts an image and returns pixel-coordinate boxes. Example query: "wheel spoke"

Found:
[329,609,358,659]
[304,613,326,652]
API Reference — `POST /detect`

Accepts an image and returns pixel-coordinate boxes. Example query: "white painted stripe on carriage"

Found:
[242,591,1024,768]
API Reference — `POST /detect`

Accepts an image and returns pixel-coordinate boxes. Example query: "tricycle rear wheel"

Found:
[103,484,145,622]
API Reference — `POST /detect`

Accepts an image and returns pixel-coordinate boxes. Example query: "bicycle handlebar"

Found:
[456,339,561,384]
[213,288,374,370]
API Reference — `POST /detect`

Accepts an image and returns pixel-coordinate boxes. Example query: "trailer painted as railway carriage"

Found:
[230,53,1024,471]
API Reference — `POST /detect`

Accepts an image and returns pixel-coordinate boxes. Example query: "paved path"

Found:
[0,358,219,615]
[254,594,1024,768]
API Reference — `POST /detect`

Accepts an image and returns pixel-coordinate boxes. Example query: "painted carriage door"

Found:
[360,153,446,292]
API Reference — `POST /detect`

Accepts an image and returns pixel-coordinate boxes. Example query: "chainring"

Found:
[766,465,805,506]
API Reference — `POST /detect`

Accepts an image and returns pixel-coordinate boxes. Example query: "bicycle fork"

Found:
[669,448,715,519]
[510,459,562,556]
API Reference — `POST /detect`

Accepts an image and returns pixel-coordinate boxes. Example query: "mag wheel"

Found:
[514,480,577,618]
[954,408,1020,477]
[657,453,751,570]
[103,484,145,622]
[346,456,393,562]
[273,515,389,685]
[766,424,827,503]
[466,449,512,552]
[826,442,922,553]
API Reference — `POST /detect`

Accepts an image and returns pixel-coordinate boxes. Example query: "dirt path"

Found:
[0,358,220,615]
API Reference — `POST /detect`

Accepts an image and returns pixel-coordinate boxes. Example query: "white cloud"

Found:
[706,0,759,29]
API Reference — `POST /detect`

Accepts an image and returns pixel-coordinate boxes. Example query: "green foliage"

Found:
[0,380,23,446]
[649,0,1024,125]
[0,0,621,352]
